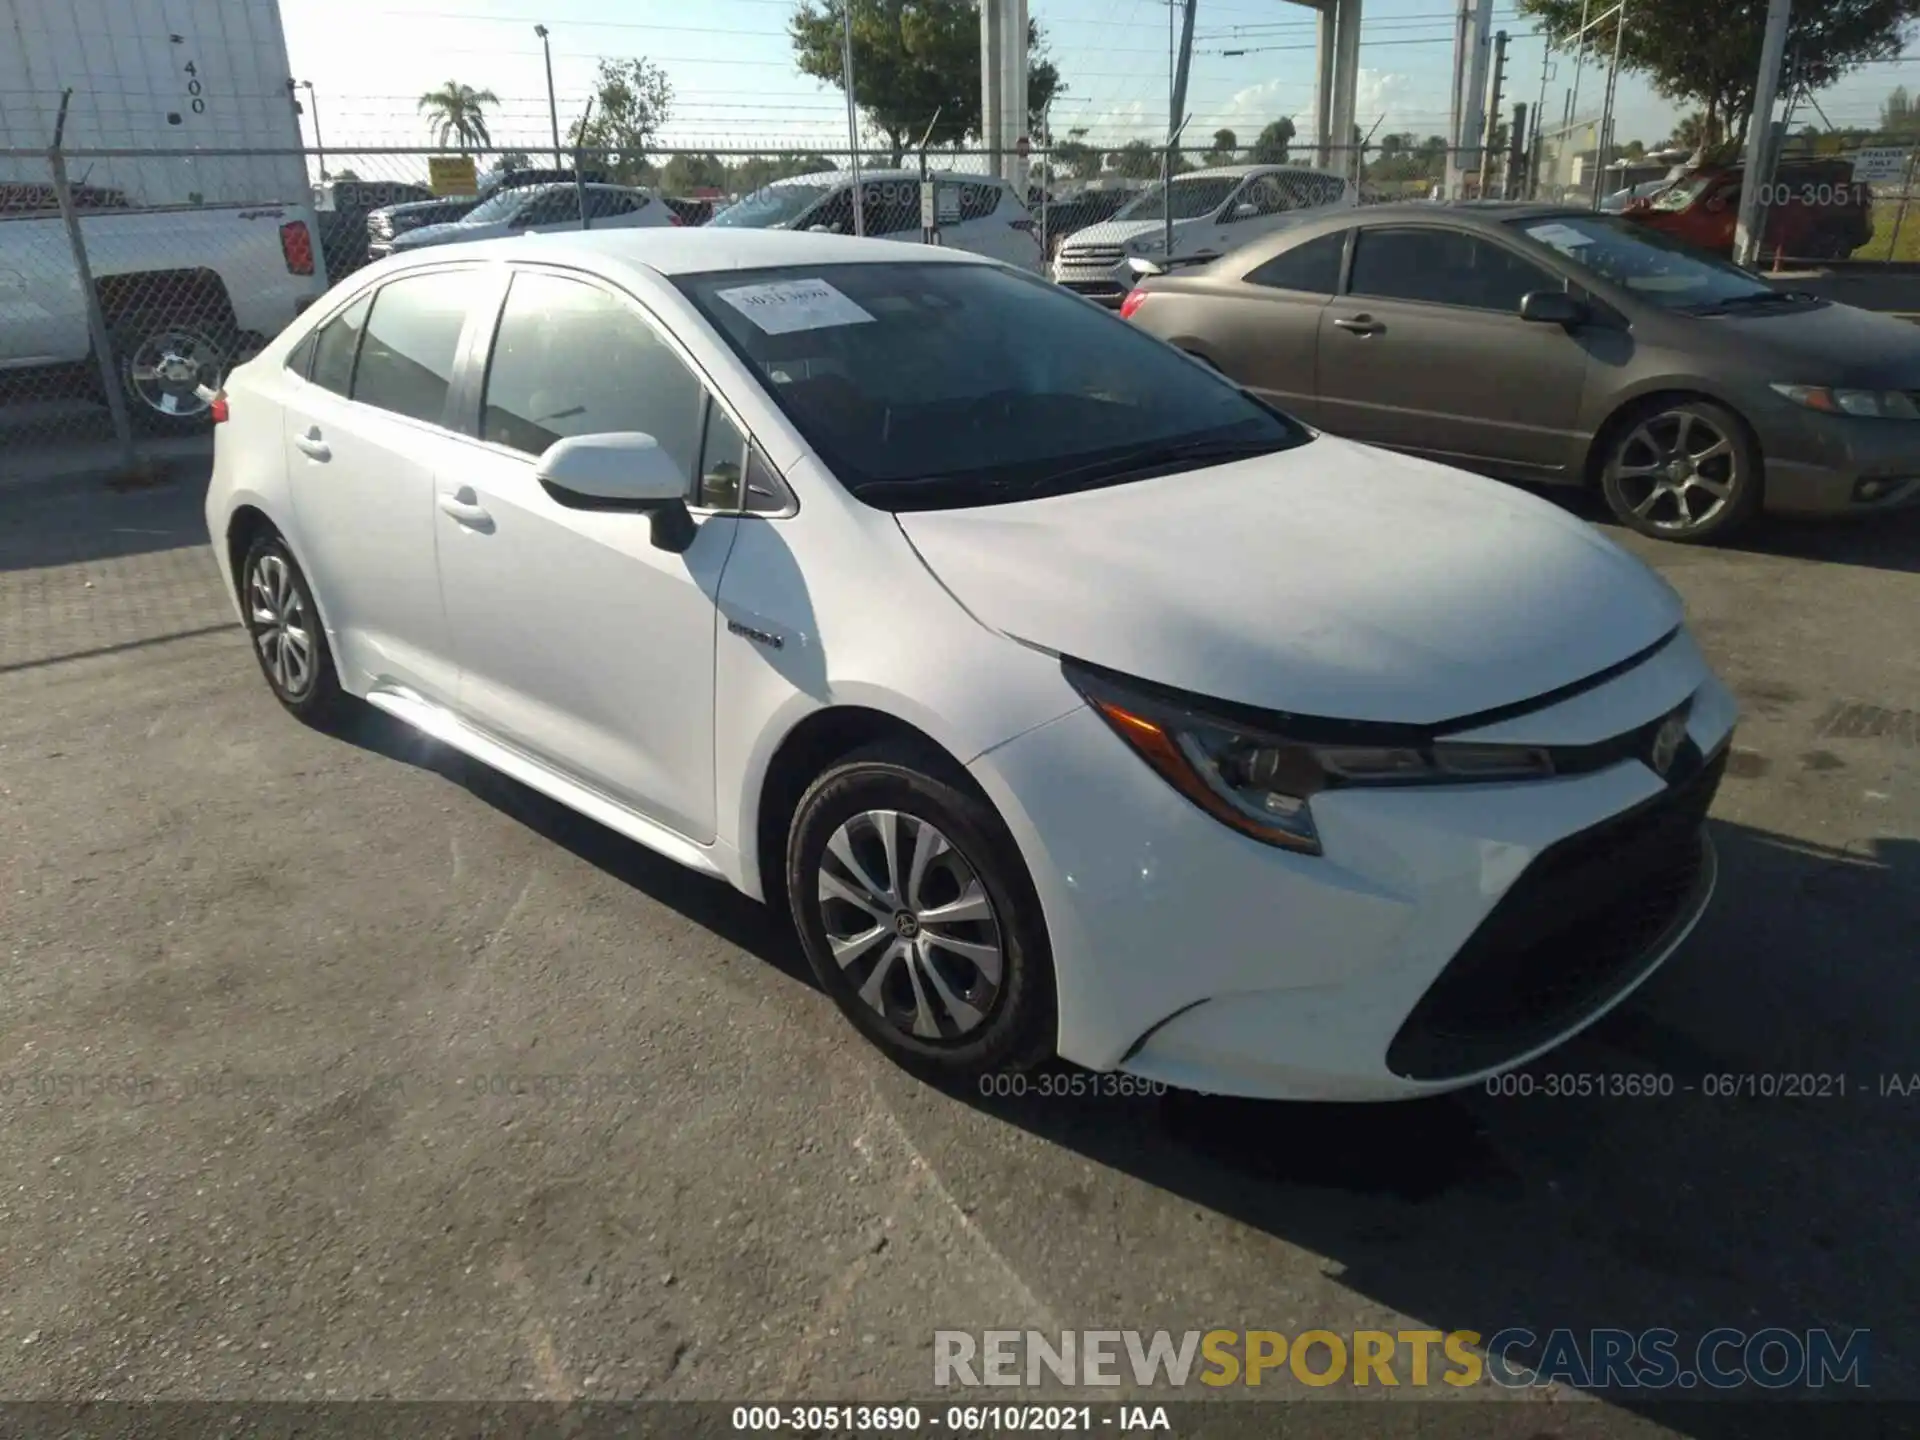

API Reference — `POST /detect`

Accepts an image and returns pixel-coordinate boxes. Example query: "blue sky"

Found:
[280,0,1913,158]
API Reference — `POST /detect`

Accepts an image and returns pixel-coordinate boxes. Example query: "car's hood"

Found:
[895,437,1682,726]
[1060,216,1214,252]
[391,219,507,249]
[1704,298,1920,388]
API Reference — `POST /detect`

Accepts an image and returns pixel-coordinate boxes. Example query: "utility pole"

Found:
[1735,0,1793,266]
[1505,102,1528,198]
[534,26,561,169]
[1479,30,1508,197]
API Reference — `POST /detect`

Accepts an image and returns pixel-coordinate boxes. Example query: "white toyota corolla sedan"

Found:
[205,228,1738,1101]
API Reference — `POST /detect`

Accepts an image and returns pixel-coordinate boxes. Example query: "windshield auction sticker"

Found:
[1524,222,1594,251]
[716,278,875,335]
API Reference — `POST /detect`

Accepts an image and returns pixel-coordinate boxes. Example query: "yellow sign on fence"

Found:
[427,155,479,197]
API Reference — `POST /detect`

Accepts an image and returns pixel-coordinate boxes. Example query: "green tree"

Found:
[790,0,1064,162]
[1519,0,1920,150]
[660,152,728,193]
[417,81,499,152]
[1882,84,1920,140]
[1107,138,1162,179]
[1248,117,1296,164]
[1051,125,1102,179]
[570,58,674,184]
[1206,127,1238,164]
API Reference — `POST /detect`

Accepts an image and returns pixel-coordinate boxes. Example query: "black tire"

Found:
[786,740,1056,1080]
[113,318,231,433]
[1598,396,1762,543]
[239,532,349,727]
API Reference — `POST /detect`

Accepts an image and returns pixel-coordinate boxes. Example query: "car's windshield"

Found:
[710,183,837,229]
[674,261,1307,510]
[463,189,536,224]
[1511,213,1781,311]
[1650,172,1718,212]
[1117,176,1241,222]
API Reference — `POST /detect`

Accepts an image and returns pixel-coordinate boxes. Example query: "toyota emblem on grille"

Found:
[1649,710,1688,777]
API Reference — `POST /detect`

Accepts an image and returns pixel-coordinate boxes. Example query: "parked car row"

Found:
[205,224,1744,1101]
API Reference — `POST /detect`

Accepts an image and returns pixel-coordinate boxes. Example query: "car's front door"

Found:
[432,266,739,842]
[280,268,476,702]
[1312,224,1590,475]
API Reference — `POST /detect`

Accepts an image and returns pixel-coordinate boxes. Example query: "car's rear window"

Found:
[673,261,1306,509]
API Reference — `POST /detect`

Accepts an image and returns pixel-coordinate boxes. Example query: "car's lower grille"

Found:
[1386,743,1728,1081]
[1062,245,1126,263]
[1061,279,1125,296]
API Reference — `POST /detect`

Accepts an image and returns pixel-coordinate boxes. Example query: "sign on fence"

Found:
[427,155,479,197]
[1847,146,1911,184]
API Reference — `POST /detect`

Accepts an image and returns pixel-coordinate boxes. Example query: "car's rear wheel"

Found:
[240,533,348,726]
[116,320,229,432]
[1599,397,1760,542]
[786,740,1055,1080]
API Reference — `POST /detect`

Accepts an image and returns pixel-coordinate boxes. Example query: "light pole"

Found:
[534,25,562,169]
[300,80,326,180]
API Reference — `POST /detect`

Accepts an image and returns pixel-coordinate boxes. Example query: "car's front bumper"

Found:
[968,630,1738,1101]
[1759,404,1920,514]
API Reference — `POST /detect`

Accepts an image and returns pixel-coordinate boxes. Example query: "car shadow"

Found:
[328,702,816,991]
[932,818,1919,1428]
[1543,484,1920,576]
[0,454,214,572]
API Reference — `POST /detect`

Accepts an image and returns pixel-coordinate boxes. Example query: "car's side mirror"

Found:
[1231,202,1259,220]
[535,432,696,552]
[1126,256,1165,278]
[1518,290,1588,326]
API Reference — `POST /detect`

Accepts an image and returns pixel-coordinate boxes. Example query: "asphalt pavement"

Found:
[1,467,1916,1438]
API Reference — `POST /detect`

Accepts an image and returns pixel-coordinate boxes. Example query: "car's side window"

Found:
[697,400,747,510]
[863,181,921,236]
[350,269,471,425]
[523,189,581,226]
[742,446,792,515]
[481,270,704,482]
[1348,227,1557,312]
[1245,231,1346,294]
[1232,177,1291,221]
[804,187,856,235]
[284,328,318,380]
[585,188,639,219]
[308,292,372,398]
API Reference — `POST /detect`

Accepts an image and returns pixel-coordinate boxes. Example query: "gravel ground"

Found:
[1,468,1916,1439]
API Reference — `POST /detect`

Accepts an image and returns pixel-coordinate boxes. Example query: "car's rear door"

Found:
[1193,227,1348,419]
[280,265,480,702]
[1312,223,1590,475]
[431,264,740,843]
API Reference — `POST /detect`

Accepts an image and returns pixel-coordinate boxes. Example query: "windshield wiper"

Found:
[850,435,1293,509]
[1028,435,1295,494]
[1684,289,1816,314]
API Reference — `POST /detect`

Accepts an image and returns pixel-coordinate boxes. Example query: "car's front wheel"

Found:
[1599,397,1760,542]
[240,533,348,726]
[786,741,1056,1080]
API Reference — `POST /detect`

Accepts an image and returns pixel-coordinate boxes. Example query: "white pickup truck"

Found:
[0,184,328,430]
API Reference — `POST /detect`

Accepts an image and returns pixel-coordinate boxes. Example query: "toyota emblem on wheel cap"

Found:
[1650,709,1689,777]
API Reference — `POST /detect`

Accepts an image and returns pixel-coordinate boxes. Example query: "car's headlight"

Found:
[1066,663,1554,856]
[1770,384,1920,419]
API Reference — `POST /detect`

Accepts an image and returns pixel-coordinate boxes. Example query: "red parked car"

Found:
[1623,159,1873,262]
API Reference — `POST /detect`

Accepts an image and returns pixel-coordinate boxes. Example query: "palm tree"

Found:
[417,81,499,153]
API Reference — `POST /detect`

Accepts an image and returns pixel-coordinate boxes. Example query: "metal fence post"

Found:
[1887,149,1918,261]
[47,98,137,471]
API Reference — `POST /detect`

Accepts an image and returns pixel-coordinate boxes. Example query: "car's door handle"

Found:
[437,492,494,529]
[1332,315,1383,335]
[292,427,331,461]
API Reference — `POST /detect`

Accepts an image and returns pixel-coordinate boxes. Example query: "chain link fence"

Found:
[0,135,1561,480]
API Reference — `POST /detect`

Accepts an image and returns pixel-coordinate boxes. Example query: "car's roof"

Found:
[400,226,994,276]
[764,168,1008,188]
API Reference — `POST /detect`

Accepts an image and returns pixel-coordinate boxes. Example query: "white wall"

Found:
[1,0,307,205]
